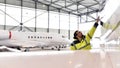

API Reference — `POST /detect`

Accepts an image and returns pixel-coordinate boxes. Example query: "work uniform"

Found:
[70,23,98,50]
[100,21,120,30]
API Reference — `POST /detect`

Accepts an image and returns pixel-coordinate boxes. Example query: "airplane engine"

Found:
[0,30,10,40]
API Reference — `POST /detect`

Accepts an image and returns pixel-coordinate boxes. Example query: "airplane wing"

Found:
[100,0,120,41]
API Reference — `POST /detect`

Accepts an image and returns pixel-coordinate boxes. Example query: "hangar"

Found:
[0,0,106,40]
[0,0,120,68]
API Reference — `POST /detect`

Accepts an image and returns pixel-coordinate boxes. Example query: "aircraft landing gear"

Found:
[24,48,29,52]
[58,48,60,51]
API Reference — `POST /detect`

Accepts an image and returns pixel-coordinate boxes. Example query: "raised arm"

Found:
[85,17,100,43]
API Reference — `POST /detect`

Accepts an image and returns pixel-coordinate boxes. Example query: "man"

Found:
[70,17,100,50]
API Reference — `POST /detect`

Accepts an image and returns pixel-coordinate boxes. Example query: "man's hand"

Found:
[96,16,100,23]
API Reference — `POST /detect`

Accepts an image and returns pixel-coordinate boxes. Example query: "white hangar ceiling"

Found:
[0,0,106,16]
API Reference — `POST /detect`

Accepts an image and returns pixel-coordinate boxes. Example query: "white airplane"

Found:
[99,0,120,41]
[0,30,72,51]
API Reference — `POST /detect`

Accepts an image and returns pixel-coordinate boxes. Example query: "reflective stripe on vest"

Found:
[88,33,92,39]
[78,43,90,50]
[78,39,90,50]
[73,45,77,50]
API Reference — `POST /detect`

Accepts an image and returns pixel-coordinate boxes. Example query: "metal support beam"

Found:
[20,0,23,31]
[77,16,79,30]
[49,0,60,4]
[4,0,6,30]
[80,16,81,24]
[58,9,60,34]
[33,0,78,16]
[34,1,37,32]
[51,0,52,3]
[47,5,50,33]
[65,0,66,8]
[86,8,88,23]
[66,0,84,8]
[68,12,70,39]
[77,2,79,13]
[79,9,99,16]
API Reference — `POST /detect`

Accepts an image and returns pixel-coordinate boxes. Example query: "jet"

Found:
[0,30,72,51]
